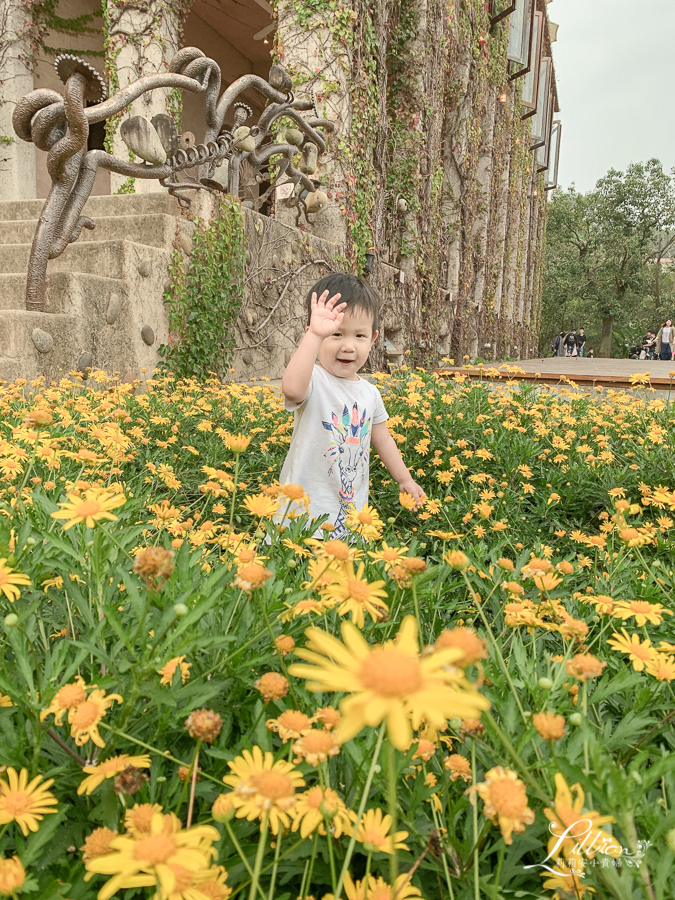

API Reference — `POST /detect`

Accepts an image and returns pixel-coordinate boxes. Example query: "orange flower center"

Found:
[134,833,177,866]
[126,805,156,834]
[357,511,374,525]
[281,484,305,500]
[299,731,335,754]
[360,648,422,696]
[628,601,652,613]
[631,645,652,661]
[361,828,387,849]
[73,500,103,517]
[324,541,350,560]
[347,579,371,604]
[71,700,102,729]
[1,791,30,815]
[56,683,86,708]
[249,770,294,801]
[83,827,117,859]
[277,711,311,731]
[488,779,528,817]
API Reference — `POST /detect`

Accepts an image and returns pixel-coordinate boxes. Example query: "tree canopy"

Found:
[541,159,675,357]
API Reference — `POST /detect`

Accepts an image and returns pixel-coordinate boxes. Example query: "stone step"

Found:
[0,214,182,249]
[0,239,171,280]
[0,272,124,314]
[0,310,84,385]
[0,192,181,222]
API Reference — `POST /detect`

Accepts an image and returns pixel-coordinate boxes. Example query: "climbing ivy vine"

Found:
[158,196,246,380]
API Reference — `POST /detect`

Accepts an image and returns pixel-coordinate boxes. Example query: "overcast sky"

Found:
[552,0,675,193]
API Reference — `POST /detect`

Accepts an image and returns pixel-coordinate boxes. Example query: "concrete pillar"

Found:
[0,0,37,201]
[274,0,350,247]
[105,0,182,194]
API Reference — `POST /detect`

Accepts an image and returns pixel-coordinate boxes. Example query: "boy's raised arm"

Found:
[281,290,344,404]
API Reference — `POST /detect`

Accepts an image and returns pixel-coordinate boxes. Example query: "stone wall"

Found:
[275,0,556,366]
[1,0,558,377]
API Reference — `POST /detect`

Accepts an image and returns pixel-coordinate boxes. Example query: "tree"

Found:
[542,160,675,357]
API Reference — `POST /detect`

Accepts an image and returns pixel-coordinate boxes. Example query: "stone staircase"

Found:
[0,193,194,384]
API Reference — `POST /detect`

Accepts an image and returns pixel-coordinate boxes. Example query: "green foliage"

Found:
[0,371,674,899]
[112,177,135,195]
[158,197,246,380]
[542,159,675,356]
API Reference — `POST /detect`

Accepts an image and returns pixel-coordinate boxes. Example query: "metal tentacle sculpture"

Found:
[12,48,335,313]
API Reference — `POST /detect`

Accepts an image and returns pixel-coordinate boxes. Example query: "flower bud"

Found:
[173,603,189,617]
[3,614,18,628]
[569,712,583,727]
[537,677,553,690]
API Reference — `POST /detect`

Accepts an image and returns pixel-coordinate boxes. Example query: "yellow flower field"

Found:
[0,367,673,900]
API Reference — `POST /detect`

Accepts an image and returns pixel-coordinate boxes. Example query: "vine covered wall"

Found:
[276,0,555,366]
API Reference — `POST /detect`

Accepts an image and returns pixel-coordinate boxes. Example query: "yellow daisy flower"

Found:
[39,676,90,725]
[354,808,408,854]
[0,768,58,836]
[51,487,126,529]
[266,709,314,742]
[84,812,219,900]
[367,542,410,571]
[78,755,152,796]
[291,786,353,838]
[289,616,489,750]
[345,504,383,541]
[158,656,192,687]
[0,856,25,896]
[544,773,621,863]
[222,746,305,834]
[324,872,423,900]
[0,559,31,603]
[242,493,280,519]
[68,689,123,748]
[467,767,534,845]
[611,600,672,627]
[320,562,389,629]
[607,629,657,672]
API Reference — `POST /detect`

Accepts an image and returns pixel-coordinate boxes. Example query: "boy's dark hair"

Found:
[305,273,380,335]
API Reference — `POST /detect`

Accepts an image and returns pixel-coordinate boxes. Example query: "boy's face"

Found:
[316,307,378,381]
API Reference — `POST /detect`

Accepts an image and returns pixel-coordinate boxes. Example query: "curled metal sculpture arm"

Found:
[86,73,205,124]
[49,150,174,257]
[209,75,290,141]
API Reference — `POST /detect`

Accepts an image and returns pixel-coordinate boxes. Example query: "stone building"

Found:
[0,0,560,381]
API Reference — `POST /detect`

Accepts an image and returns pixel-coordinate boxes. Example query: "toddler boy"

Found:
[280,272,424,539]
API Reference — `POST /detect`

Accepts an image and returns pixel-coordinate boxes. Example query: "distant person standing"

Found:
[564,329,578,357]
[556,331,566,357]
[576,328,587,358]
[656,319,674,360]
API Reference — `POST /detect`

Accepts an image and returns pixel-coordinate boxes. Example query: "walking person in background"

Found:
[564,329,578,357]
[576,328,587,358]
[655,319,674,360]
[556,331,566,357]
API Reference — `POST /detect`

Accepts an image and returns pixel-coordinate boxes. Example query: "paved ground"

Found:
[437,356,675,392]
[513,357,675,376]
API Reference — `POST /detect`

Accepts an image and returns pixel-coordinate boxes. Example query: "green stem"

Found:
[268,826,282,900]
[248,811,269,900]
[334,723,386,900]
[388,739,398,885]
[302,832,319,900]
[229,455,241,530]
[471,739,479,900]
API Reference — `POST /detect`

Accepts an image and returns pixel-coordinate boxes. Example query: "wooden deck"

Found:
[436,357,675,392]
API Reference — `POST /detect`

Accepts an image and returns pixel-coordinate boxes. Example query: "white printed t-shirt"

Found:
[279,364,389,539]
